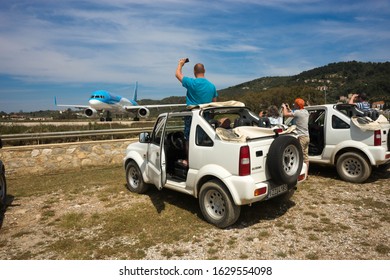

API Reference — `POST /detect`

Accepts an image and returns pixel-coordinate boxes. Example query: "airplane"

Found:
[55,82,186,121]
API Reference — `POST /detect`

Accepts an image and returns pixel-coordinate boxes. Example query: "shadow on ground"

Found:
[137,184,295,229]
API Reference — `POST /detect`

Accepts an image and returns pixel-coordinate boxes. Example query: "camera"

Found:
[184,58,189,63]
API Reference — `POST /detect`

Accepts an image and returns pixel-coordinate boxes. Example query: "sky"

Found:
[0,0,389,113]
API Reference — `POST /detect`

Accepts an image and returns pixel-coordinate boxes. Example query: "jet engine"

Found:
[137,107,150,118]
[85,108,98,118]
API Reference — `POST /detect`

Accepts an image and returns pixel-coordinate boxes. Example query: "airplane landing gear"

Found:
[100,111,113,121]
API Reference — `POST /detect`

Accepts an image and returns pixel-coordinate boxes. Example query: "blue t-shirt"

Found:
[182,77,218,105]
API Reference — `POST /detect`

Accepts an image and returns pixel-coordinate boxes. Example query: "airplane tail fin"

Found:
[54,96,57,106]
[133,81,138,102]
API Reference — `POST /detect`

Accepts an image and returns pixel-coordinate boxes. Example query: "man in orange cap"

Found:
[282,98,310,175]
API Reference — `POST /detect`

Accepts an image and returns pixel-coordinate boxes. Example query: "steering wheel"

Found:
[170,131,185,150]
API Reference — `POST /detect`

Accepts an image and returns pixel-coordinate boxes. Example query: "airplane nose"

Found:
[89,99,107,110]
[89,99,101,106]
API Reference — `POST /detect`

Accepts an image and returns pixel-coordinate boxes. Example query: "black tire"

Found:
[336,152,371,183]
[125,161,150,194]
[0,171,6,211]
[199,180,240,228]
[267,136,303,185]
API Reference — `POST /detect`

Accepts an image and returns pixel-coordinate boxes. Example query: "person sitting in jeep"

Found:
[349,92,379,120]
[349,92,371,111]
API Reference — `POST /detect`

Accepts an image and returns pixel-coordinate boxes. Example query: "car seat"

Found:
[234,117,251,127]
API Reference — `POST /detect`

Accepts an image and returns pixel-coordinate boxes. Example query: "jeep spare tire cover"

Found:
[267,136,303,185]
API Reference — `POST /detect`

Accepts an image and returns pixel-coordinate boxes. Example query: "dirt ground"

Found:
[0,164,389,260]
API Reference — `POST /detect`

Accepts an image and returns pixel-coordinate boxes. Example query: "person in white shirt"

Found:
[282,98,310,175]
[267,105,283,126]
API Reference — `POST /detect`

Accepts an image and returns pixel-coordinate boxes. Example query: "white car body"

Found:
[306,103,390,183]
[124,103,307,228]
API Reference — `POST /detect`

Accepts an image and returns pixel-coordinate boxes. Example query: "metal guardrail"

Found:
[1,125,184,146]
[1,127,153,145]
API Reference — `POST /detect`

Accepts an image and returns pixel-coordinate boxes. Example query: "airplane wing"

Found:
[54,97,90,110]
[56,104,90,109]
[123,104,186,111]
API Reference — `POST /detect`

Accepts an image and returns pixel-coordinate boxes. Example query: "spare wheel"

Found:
[267,136,303,185]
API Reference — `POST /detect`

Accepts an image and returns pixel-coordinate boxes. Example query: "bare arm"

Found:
[175,58,187,83]
[282,104,293,117]
[349,94,358,104]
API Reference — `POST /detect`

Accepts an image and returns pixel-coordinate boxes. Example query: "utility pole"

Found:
[324,87,327,104]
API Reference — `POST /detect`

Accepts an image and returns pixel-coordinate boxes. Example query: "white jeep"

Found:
[123,102,307,228]
[306,103,390,183]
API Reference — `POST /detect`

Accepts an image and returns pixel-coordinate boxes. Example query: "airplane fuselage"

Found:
[88,90,137,113]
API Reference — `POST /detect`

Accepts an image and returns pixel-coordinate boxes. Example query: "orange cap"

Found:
[295,98,305,109]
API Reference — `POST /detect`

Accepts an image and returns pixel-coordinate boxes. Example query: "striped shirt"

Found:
[356,101,371,111]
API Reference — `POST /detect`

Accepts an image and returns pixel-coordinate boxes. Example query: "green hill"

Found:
[215,61,390,113]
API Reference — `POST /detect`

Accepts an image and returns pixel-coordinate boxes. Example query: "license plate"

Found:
[268,184,288,198]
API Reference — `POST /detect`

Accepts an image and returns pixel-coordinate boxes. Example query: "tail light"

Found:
[374,130,381,146]
[239,145,251,176]
[298,173,306,181]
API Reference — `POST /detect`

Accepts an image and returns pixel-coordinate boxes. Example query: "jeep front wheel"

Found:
[199,180,240,228]
[125,161,150,194]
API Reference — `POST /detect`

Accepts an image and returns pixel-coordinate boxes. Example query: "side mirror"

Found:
[139,132,150,143]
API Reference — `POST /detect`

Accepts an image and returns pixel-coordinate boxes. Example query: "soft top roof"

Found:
[187,100,245,109]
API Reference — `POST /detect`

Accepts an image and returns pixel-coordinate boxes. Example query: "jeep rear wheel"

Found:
[199,180,240,228]
[336,152,371,183]
[125,161,150,194]
[267,136,303,185]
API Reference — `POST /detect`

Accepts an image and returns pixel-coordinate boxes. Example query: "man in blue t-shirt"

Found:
[175,58,218,106]
[175,59,218,166]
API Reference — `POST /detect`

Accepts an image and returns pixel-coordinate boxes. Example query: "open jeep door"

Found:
[147,114,167,190]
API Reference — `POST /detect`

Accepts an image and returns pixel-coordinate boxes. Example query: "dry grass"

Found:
[0,164,389,260]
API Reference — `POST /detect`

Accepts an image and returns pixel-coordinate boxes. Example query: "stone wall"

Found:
[0,139,137,176]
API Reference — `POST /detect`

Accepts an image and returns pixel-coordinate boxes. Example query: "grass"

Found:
[2,164,389,260]
[47,198,210,259]
[375,244,390,255]
[5,165,213,259]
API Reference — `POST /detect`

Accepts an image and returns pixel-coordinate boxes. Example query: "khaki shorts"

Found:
[299,135,310,162]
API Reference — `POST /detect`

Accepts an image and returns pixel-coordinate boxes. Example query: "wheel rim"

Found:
[342,157,362,177]
[203,189,226,221]
[128,166,140,189]
[282,144,300,176]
